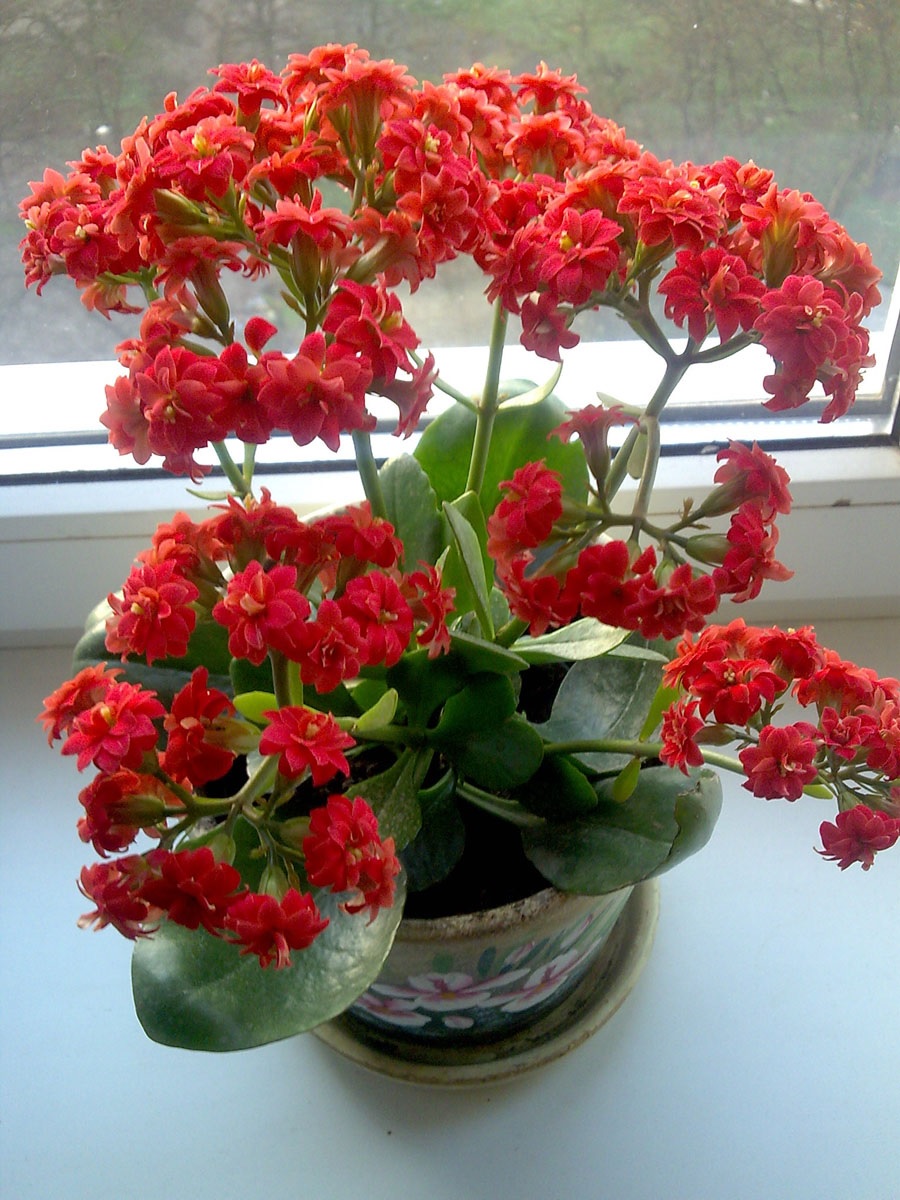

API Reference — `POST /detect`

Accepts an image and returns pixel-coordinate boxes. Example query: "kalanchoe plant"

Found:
[24,45,900,1052]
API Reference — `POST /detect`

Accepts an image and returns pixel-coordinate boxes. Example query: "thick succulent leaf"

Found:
[435,713,544,790]
[512,619,634,664]
[131,880,406,1052]
[378,453,443,571]
[537,653,664,771]
[431,674,517,740]
[387,647,470,728]
[442,494,493,636]
[414,391,589,516]
[514,754,599,821]
[400,770,466,892]
[345,747,432,850]
[521,766,722,894]
[447,630,527,675]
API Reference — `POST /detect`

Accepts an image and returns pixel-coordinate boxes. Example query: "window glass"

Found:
[4,0,898,356]
[2,0,897,468]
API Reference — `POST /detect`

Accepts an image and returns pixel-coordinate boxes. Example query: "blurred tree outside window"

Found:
[1,0,897,381]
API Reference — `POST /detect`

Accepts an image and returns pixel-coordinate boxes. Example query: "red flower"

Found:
[212,560,311,665]
[314,505,403,571]
[322,280,420,387]
[625,563,720,640]
[61,681,165,773]
[297,599,364,694]
[105,559,199,664]
[659,247,765,345]
[752,625,823,681]
[659,699,705,774]
[711,441,792,522]
[77,769,170,856]
[619,164,724,253]
[303,794,401,920]
[739,723,820,801]
[257,332,374,452]
[818,706,878,763]
[224,888,329,968]
[565,540,654,628]
[77,856,157,939]
[210,59,285,116]
[258,705,355,785]
[402,564,455,658]
[487,461,563,566]
[689,657,786,725]
[160,667,239,788]
[138,847,242,933]
[39,663,123,744]
[553,404,636,487]
[499,555,578,636]
[338,573,414,668]
[714,504,792,603]
[817,805,900,871]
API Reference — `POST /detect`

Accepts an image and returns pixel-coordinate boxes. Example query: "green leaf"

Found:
[521,766,722,894]
[442,494,493,636]
[346,748,433,850]
[351,687,398,734]
[435,714,544,790]
[448,630,528,675]
[230,655,273,697]
[512,618,633,664]
[387,648,470,728]
[232,691,277,725]
[378,453,443,571]
[537,653,664,771]
[431,674,517,741]
[514,755,599,821]
[414,391,589,517]
[131,880,406,1052]
[400,770,466,892]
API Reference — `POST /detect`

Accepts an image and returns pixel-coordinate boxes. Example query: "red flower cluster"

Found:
[303,794,401,920]
[661,620,900,867]
[19,47,880,485]
[486,433,795,640]
[74,788,397,968]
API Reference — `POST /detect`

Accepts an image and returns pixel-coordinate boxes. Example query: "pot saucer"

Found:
[312,879,659,1087]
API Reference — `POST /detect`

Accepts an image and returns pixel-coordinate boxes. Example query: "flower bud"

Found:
[685,533,730,565]
[259,863,291,900]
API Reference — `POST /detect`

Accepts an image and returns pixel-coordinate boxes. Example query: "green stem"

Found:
[271,651,303,709]
[213,440,251,498]
[630,415,661,541]
[605,352,693,503]
[352,429,388,520]
[456,782,544,828]
[465,299,509,496]
[542,738,745,775]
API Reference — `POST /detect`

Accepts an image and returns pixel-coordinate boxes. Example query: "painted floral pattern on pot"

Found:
[345,886,632,1044]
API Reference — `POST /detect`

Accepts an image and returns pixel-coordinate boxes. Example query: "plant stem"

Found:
[605,352,692,503]
[352,429,388,520]
[542,737,744,775]
[465,299,508,496]
[213,440,252,498]
[456,782,544,828]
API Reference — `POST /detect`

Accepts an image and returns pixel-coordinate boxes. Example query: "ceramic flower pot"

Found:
[313,879,659,1085]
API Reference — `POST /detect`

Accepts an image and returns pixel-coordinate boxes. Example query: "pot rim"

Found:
[396,883,629,943]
